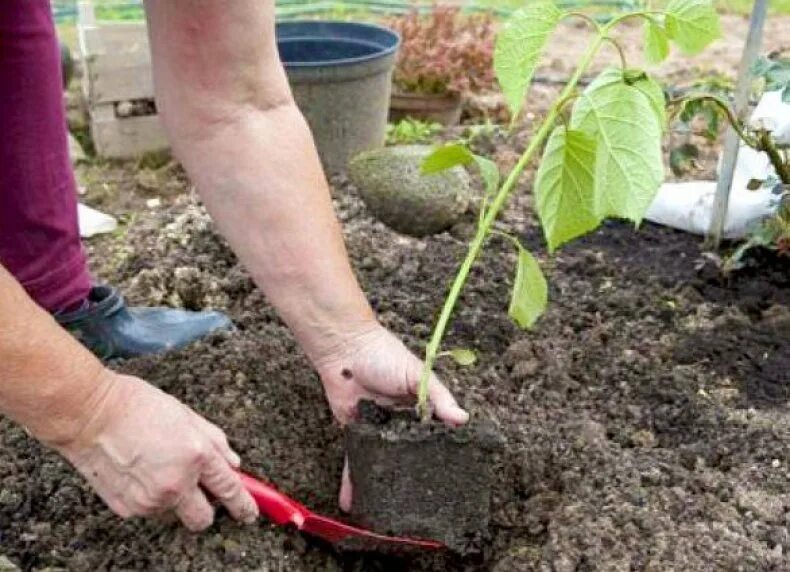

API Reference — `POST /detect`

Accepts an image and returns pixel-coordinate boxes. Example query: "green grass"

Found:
[716,0,790,14]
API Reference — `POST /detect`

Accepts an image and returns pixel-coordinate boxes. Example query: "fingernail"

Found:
[228,450,242,468]
[452,406,470,425]
[243,506,259,525]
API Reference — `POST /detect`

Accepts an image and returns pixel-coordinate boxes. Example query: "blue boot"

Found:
[55,285,233,360]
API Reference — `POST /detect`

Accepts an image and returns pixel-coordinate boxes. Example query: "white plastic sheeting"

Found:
[78,203,118,237]
[645,90,789,239]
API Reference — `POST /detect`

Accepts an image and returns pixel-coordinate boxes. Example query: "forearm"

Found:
[144,0,376,363]
[174,105,375,361]
[0,265,109,446]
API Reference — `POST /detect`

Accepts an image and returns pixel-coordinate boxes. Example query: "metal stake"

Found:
[707,0,769,247]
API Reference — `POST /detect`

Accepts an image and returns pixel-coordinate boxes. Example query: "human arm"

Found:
[0,264,257,530]
[142,0,468,426]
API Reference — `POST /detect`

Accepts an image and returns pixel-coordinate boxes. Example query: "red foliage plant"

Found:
[387,5,496,96]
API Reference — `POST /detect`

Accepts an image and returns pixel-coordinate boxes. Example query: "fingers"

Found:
[339,457,352,512]
[194,415,242,468]
[200,452,259,525]
[175,487,215,532]
[428,373,469,426]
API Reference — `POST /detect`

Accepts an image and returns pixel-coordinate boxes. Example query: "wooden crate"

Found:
[77,1,168,158]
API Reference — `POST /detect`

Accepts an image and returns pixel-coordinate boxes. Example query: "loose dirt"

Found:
[1,12,789,572]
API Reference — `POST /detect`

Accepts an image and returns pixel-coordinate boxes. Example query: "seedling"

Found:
[386,118,443,145]
[414,0,723,420]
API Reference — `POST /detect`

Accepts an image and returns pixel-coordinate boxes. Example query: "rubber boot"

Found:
[55,285,232,360]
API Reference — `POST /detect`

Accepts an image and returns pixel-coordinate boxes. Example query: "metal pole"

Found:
[706,0,769,247]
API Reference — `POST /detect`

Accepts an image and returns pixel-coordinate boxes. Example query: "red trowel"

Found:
[238,471,444,550]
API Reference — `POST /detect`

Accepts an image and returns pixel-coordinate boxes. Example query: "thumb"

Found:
[339,457,352,513]
[429,373,469,426]
[407,357,469,425]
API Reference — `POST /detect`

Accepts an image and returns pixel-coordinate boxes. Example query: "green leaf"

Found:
[447,348,477,366]
[665,0,721,55]
[474,156,500,197]
[509,246,548,330]
[751,56,790,102]
[534,127,600,252]
[591,68,666,129]
[421,143,500,199]
[571,70,665,223]
[631,74,667,130]
[494,1,563,119]
[669,143,699,176]
[644,19,670,65]
[421,143,474,174]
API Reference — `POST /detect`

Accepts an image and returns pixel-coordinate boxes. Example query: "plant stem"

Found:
[603,36,628,70]
[668,93,757,146]
[415,34,606,421]
[755,129,790,184]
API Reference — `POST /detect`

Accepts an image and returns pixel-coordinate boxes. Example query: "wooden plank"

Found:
[87,58,154,104]
[91,112,169,159]
[77,1,96,27]
[80,22,149,56]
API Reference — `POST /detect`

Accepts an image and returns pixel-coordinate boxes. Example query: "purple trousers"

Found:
[0,0,92,312]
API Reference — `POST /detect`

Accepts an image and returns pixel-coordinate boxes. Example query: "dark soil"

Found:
[2,169,789,570]
[2,16,790,569]
[345,400,504,554]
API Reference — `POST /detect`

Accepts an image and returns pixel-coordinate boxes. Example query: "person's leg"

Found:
[0,0,232,360]
[0,0,92,312]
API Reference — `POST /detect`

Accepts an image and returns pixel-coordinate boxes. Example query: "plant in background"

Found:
[412,0,722,420]
[753,54,790,103]
[666,72,734,176]
[386,118,443,145]
[718,53,790,268]
[675,73,736,140]
[386,5,497,96]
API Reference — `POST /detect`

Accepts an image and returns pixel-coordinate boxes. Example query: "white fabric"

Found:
[645,90,787,238]
[78,202,118,237]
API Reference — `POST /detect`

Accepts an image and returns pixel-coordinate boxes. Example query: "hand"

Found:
[55,371,259,531]
[314,323,469,511]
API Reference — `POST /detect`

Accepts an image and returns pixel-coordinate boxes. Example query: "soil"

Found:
[3,174,789,572]
[345,401,504,554]
[1,11,789,572]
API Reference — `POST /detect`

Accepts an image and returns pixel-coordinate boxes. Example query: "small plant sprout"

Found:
[414,0,723,421]
[386,118,443,145]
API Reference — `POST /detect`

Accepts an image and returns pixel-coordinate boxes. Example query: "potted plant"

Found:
[386,6,496,126]
[347,0,723,555]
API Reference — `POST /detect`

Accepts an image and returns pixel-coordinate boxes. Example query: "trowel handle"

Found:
[237,471,308,528]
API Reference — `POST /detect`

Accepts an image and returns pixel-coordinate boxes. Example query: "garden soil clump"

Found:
[345,401,504,554]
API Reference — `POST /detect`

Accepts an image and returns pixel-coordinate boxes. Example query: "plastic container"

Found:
[277,21,400,174]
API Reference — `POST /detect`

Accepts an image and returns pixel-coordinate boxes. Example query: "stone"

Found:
[348,145,471,237]
[0,556,19,571]
[115,100,135,118]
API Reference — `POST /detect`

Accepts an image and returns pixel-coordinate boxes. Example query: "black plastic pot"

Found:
[277,21,400,174]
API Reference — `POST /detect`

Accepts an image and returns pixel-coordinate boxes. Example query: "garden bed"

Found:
[1,12,789,571]
[1,164,789,570]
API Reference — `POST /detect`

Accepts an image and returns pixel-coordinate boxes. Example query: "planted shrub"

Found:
[386,6,496,96]
[414,0,724,419]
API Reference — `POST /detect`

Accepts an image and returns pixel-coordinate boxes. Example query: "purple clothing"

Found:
[0,0,92,312]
